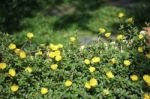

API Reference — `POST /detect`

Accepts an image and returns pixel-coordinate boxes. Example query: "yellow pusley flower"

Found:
[144,93,150,99]
[65,80,72,87]
[11,84,19,92]
[70,37,76,42]
[8,43,16,50]
[99,28,106,33]
[146,54,150,59]
[123,60,131,66]
[27,32,34,39]
[84,59,90,65]
[55,55,62,61]
[58,44,63,48]
[25,67,32,73]
[138,34,144,40]
[89,78,98,87]
[105,32,111,38]
[106,71,114,78]
[111,58,117,64]
[40,87,48,94]
[35,50,43,56]
[116,34,124,41]
[49,43,59,51]
[50,64,58,71]
[14,48,21,54]
[138,47,143,53]
[91,57,100,63]
[48,50,61,58]
[85,82,91,89]
[54,50,61,56]
[118,12,124,18]
[8,68,16,77]
[130,75,138,81]
[103,89,110,95]
[19,51,26,59]
[89,66,96,73]
[126,17,134,24]
[48,52,55,58]
[0,63,7,70]
[143,75,150,84]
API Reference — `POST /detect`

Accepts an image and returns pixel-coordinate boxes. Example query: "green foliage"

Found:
[0,21,150,98]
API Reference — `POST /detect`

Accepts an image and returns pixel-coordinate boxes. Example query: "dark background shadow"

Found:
[0,0,65,33]
[111,0,150,34]
[0,0,42,33]
[51,0,105,34]
[0,0,149,34]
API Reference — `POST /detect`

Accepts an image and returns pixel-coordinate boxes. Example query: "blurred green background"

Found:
[0,0,150,44]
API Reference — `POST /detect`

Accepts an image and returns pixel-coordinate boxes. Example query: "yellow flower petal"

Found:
[89,78,98,87]
[11,84,19,92]
[0,63,7,70]
[40,87,48,94]
[8,43,16,50]
[65,80,72,87]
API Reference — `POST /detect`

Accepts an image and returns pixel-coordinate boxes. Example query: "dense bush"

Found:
[0,13,150,99]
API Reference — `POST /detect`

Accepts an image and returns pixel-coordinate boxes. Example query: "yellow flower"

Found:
[143,75,150,84]
[138,34,144,40]
[8,43,16,50]
[116,34,124,41]
[89,66,96,73]
[40,87,48,95]
[146,54,150,59]
[35,50,43,56]
[0,63,7,70]
[11,84,19,92]
[48,52,55,58]
[105,32,111,38]
[70,37,76,42]
[84,59,90,65]
[19,51,26,59]
[99,28,106,33]
[89,78,98,87]
[25,67,32,73]
[27,32,34,39]
[49,43,59,51]
[126,17,134,24]
[8,68,16,77]
[85,82,91,89]
[123,60,131,66]
[111,58,117,64]
[54,50,61,56]
[91,57,100,63]
[50,64,58,71]
[103,89,110,95]
[118,12,124,18]
[144,93,150,99]
[130,75,138,81]
[80,45,85,51]
[106,71,114,78]
[48,50,61,58]
[138,47,143,53]
[65,80,72,87]
[55,55,62,61]
[14,48,21,54]
[58,44,63,48]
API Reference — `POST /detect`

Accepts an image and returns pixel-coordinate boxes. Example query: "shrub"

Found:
[0,15,150,99]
